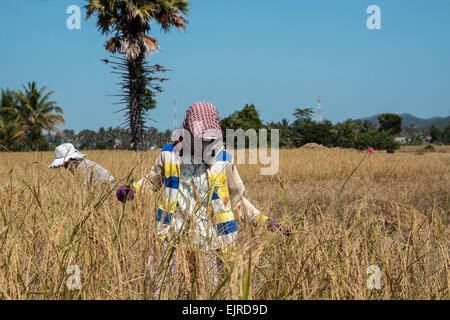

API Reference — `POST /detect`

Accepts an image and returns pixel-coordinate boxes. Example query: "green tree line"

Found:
[49,127,172,151]
[222,105,450,149]
[2,83,449,152]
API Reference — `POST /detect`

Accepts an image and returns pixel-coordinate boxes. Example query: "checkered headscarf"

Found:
[172,102,223,161]
[178,101,223,141]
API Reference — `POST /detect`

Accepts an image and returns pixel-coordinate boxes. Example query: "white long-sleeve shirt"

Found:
[76,159,115,185]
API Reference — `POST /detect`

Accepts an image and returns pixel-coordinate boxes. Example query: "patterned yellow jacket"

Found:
[134,143,268,249]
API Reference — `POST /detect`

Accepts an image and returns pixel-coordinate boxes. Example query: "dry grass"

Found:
[0,147,448,300]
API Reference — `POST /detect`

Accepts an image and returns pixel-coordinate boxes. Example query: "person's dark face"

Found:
[63,159,77,174]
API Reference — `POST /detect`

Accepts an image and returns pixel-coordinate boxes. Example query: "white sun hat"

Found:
[48,143,86,168]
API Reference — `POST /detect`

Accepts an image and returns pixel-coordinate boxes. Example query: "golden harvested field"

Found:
[0,147,448,300]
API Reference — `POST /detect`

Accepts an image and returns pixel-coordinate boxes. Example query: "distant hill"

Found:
[359,113,450,128]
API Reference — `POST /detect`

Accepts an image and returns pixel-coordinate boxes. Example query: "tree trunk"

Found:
[28,127,34,151]
[127,55,148,151]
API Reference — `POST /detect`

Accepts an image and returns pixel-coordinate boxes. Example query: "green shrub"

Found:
[353,129,400,150]
[409,135,424,146]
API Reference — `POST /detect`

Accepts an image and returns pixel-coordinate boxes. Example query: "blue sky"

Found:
[1,0,449,132]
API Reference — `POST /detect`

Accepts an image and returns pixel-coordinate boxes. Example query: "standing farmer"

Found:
[116,102,289,295]
[49,143,115,185]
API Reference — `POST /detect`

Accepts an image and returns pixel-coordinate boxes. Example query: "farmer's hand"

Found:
[116,183,140,203]
[266,219,292,236]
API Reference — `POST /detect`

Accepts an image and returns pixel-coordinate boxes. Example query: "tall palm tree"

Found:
[12,82,65,151]
[86,0,190,150]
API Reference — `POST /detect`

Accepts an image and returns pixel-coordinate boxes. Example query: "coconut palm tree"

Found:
[0,89,25,150]
[293,108,314,123]
[11,82,65,151]
[86,0,190,150]
[1,88,16,105]
[1,89,19,121]
[0,117,26,151]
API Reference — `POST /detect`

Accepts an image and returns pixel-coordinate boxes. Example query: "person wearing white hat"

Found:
[49,143,115,185]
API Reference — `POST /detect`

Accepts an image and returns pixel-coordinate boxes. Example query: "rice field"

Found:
[0,147,448,300]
